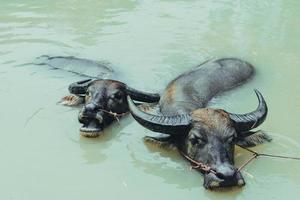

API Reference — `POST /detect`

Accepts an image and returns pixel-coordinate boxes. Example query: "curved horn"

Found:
[68,79,93,95]
[127,96,192,134]
[229,89,268,133]
[126,86,160,103]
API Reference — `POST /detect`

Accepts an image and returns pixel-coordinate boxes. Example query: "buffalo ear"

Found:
[59,95,85,106]
[235,130,272,147]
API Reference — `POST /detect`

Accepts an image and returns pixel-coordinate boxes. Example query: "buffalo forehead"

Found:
[190,108,231,129]
[89,80,122,90]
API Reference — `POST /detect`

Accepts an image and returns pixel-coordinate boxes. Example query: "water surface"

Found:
[0,0,300,199]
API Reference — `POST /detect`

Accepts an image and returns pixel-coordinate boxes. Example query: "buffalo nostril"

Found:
[216,172,225,180]
[80,105,97,118]
[215,165,236,180]
[84,103,97,112]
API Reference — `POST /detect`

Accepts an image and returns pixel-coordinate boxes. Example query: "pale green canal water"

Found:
[0,0,300,199]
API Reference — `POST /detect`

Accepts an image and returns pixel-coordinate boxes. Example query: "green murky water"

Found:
[0,0,300,199]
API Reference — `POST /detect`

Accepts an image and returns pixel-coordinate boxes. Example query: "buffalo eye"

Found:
[189,134,207,146]
[113,92,123,100]
[85,90,91,96]
[189,136,197,145]
[85,91,91,100]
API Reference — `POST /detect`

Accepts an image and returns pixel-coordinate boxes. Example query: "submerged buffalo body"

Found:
[35,55,113,78]
[128,58,271,189]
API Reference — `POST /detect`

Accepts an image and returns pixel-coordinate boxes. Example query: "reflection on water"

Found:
[0,0,300,199]
[128,140,197,189]
[78,137,108,165]
[77,116,132,165]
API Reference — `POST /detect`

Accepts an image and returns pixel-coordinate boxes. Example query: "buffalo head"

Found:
[72,79,160,137]
[127,90,269,189]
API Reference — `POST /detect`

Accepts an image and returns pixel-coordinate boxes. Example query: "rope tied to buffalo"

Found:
[98,109,128,123]
[179,151,217,174]
[180,146,300,174]
[237,145,300,172]
[94,106,300,173]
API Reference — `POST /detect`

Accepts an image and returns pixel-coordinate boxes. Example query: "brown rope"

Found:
[179,151,216,174]
[237,145,300,172]
[237,152,259,172]
[180,146,300,174]
[98,109,128,124]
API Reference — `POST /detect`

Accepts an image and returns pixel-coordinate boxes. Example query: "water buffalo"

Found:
[67,78,160,137]
[36,55,160,137]
[127,58,271,189]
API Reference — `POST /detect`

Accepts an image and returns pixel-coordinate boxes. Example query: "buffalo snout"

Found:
[83,102,97,111]
[214,164,236,180]
[78,102,105,137]
[203,165,245,189]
